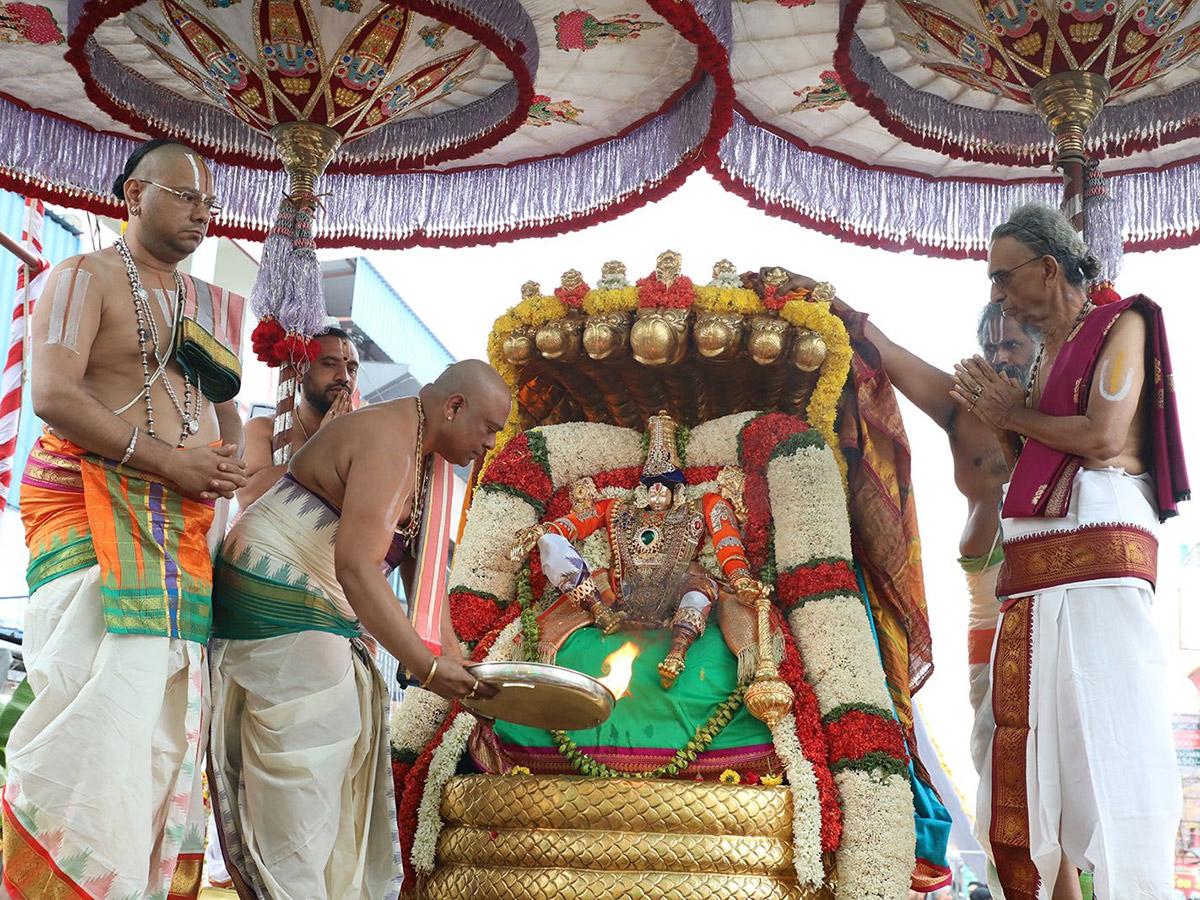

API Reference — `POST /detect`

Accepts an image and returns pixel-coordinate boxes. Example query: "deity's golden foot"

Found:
[658,654,684,689]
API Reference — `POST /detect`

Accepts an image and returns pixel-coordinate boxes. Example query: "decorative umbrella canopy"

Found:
[712,0,1200,264]
[6,1,1200,261]
[0,0,732,247]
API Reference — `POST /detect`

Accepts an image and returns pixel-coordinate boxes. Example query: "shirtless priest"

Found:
[209,359,507,899]
[5,139,247,900]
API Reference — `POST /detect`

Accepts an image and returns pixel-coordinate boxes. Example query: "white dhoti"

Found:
[978,468,1180,900]
[961,548,1003,776]
[210,632,400,900]
[3,566,208,899]
[209,475,402,900]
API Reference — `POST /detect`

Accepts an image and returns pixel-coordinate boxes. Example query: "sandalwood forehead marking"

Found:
[184,152,201,191]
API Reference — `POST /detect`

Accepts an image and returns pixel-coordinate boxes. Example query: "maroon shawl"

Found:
[1002,295,1189,523]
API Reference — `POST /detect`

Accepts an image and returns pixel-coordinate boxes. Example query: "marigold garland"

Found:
[692,285,765,314]
[779,298,852,488]
[581,286,639,315]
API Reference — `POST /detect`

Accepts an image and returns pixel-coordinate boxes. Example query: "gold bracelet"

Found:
[421,656,439,687]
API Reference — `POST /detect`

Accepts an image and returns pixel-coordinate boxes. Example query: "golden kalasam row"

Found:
[502,308,828,371]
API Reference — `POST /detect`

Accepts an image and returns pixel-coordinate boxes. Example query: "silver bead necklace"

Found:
[115,238,201,447]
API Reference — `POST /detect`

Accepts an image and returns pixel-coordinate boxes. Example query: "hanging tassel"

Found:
[248,122,342,465]
[1082,157,1126,295]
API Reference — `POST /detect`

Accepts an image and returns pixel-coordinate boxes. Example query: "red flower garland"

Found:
[824,710,910,767]
[760,285,809,311]
[636,274,695,309]
[738,413,810,572]
[397,709,458,893]
[449,591,502,643]
[554,281,590,307]
[776,561,859,613]
[776,612,843,852]
[478,432,553,507]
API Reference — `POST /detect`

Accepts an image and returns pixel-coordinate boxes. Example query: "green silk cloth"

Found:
[489,626,776,775]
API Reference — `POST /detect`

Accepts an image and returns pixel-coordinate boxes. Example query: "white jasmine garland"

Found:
[832,770,916,900]
[449,488,538,599]
[411,710,478,873]
[390,688,452,757]
[767,445,852,567]
[539,422,642,488]
[787,599,895,716]
[769,713,825,886]
[409,617,524,873]
[686,411,759,467]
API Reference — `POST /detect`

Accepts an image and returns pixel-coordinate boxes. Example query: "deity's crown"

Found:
[641,411,685,486]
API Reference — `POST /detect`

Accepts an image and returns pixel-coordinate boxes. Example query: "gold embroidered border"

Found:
[988,599,1040,900]
[997,523,1157,598]
[167,852,203,899]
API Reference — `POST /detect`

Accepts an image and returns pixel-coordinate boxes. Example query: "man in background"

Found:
[237,325,359,508]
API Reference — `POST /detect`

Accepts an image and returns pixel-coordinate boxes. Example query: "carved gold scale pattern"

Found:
[422,775,834,900]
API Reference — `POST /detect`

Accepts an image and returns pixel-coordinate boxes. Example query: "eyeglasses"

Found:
[137,180,223,217]
[988,255,1040,289]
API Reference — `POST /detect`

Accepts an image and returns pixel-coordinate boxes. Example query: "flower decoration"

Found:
[719,769,741,785]
[761,772,784,787]
[510,765,532,776]
[635,272,695,308]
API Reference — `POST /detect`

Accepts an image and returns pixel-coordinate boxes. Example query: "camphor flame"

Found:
[596,641,639,700]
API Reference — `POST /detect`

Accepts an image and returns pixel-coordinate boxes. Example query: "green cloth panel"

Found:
[211,559,360,640]
[0,678,35,785]
[494,626,772,752]
[25,536,96,594]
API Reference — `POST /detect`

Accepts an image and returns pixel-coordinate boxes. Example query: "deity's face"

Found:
[646,482,673,512]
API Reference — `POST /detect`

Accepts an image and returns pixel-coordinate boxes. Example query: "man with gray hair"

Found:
[953,203,1189,900]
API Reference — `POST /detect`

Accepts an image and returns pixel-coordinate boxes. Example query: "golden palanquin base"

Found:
[422,775,834,900]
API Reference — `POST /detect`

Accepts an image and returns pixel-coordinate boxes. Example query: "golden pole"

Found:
[744,590,794,728]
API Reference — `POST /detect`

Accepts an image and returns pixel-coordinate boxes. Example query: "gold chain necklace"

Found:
[398,397,431,545]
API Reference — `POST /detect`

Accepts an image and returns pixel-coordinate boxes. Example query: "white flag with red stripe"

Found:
[0,198,50,516]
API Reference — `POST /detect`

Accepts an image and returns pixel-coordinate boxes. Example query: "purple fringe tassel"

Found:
[847,28,1200,164]
[74,0,539,170]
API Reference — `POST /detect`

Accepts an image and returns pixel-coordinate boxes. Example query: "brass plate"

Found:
[462,661,615,730]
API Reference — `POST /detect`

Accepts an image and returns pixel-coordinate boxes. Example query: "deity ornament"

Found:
[747,315,791,366]
[762,267,790,289]
[709,259,741,287]
[535,315,583,362]
[598,259,631,289]
[693,311,746,360]
[630,307,689,366]
[501,325,536,365]
[791,329,827,373]
[583,312,630,360]
[520,279,542,300]
[809,281,837,304]
[509,412,771,689]
[655,250,683,286]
